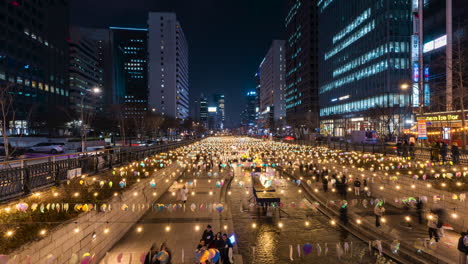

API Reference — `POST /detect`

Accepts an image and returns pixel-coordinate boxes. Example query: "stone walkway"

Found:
[100,166,243,264]
[283,166,461,264]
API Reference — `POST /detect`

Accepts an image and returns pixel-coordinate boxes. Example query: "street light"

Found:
[80,87,102,153]
[400,83,410,90]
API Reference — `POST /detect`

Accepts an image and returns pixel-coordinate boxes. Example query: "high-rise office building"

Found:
[148,12,189,120]
[69,27,104,114]
[0,0,70,135]
[318,0,412,136]
[240,91,257,128]
[258,40,286,129]
[213,94,225,129]
[199,95,208,128]
[285,0,320,130]
[109,27,148,120]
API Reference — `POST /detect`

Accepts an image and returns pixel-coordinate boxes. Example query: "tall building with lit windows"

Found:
[285,0,320,132]
[318,0,412,137]
[213,94,225,129]
[109,27,148,120]
[148,12,189,120]
[0,0,70,135]
[69,27,103,114]
[258,40,286,130]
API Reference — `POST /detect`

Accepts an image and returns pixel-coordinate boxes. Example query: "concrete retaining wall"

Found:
[8,166,182,263]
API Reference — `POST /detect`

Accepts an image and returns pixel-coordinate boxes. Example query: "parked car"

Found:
[0,143,9,155]
[27,143,65,154]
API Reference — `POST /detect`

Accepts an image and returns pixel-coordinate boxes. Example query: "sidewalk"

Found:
[282,166,460,264]
[100,166,242,264]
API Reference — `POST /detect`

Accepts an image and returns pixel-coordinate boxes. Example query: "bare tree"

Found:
[428,24,468,148]
[364,104,412,141]
[109,104,128,146]
[0,84,15,160]
[0,84,34,160]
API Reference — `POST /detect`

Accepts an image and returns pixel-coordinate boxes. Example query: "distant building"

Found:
[109,27,148,120]
[69,27,104,114]
[285,0,320,131]
[258,40,286,130]
[241,91,257,129]
[148,12,189,120]
[207,106,219,131]
[199,95,208,128]
[213,94,225,129]
[0,0,70,135]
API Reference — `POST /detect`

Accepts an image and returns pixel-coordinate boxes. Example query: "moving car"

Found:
[27,143,65,154]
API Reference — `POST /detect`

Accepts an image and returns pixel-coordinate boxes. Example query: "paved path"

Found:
[101,166,242,264]
[282,166,461,264]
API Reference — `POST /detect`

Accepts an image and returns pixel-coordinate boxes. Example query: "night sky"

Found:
[70,0,286,128]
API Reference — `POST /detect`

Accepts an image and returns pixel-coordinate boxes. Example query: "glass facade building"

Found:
[318,0,412,136]
[0,0,70,135]
[110,27,148,120]
[285,0,320,130]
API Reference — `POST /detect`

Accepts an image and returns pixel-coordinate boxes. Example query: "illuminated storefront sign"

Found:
[208,107,217,112]
[411,0,418,12]
[413,62,419,82]
[411,35,419,61]
[425,114,460,122]
[423,35,447,53]
[417,117,427,139]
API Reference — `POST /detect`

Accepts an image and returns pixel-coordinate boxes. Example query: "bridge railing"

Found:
[0,140,198,202]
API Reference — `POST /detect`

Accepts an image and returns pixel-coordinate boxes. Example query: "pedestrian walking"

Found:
[322,177,329,192]
[221,234,233,264]
[452,143,461,165]
[202,225,214,246]
[353,177,361,196]
[409,142,415,159]
[416,198,424,224]
[339,201,348,225]
[402,140,409,158]
[441,142,448,163]
[396,141,402,156]
[427,213,440,242]
[457,231,468,264]
[144,243,159,264]
[180,185,188,204]
[157,243,171,264]
[374,201,385,227]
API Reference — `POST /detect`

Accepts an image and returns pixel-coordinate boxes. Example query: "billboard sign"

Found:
[417,117,427,139]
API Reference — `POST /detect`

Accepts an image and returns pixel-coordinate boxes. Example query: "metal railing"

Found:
[0,140,198,202]
[279,139,468,164]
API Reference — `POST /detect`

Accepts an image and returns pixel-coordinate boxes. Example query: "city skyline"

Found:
[70,0,286,128]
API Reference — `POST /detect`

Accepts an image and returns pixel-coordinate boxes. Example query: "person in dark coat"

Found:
[457,231,468,264]
[221,234,233,264]
[416,198,424,224]
[202,225,214,247]
[339,201,348,225]
[452,143,461,164]
[409,142,415,159]
[144,243,159,264]
[396,141,402,156]
[322,177,329,192]
[440,142,448,163]
[402,140,409,158]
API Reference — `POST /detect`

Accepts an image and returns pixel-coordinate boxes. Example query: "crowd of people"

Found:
[144,243,172,264]
[196,225,233,264]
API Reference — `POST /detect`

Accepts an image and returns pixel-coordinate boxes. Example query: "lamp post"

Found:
[80,87,101,153]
